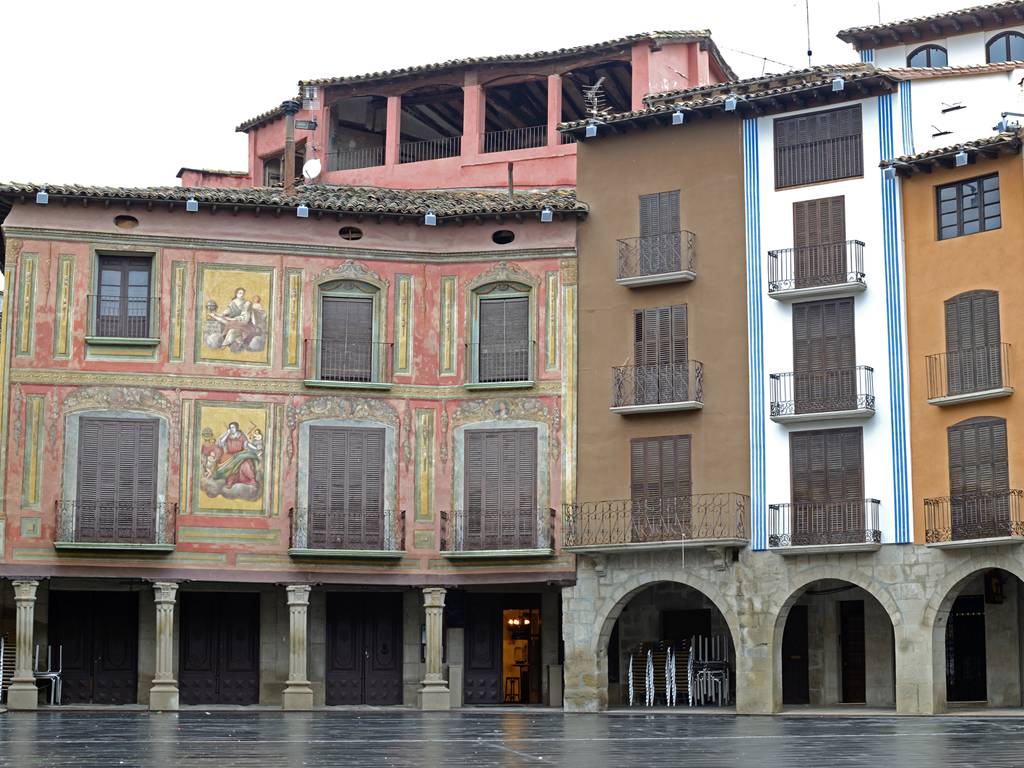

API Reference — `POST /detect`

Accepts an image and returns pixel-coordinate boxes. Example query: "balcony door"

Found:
[789,428,864,545]
[945,290,1001,396]
[629,434,692,543]
[639,190,681,275]
[76,417,158,544]
[948,417,1010,540]
[792,298,856,414]
[96,255,151,338]
[792,196,845,288]
[478,295,530,383]
[633,305,688,405]
[320,295,374,382]
[308,426,385,550]
[463,429,537,550]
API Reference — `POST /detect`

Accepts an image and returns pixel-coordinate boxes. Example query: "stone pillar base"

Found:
[282,684,314,711]
[148,683,180,711]
[418,684,451,711]
[6,681,38,710]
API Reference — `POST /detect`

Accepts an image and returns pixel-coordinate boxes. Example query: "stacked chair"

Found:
[626,635,729,707]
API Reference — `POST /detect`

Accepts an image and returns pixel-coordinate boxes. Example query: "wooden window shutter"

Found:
[464,429,536,549]
[478,296,529,382]
[948,417,1010,539]
[320,296,373,382]
[639,193,659,239]
[790,428,863,538]
[775,106,862,188]
[307,427,332,547]
[793,197,846,288]
[306,426,384,549]
[945,290,1002,394]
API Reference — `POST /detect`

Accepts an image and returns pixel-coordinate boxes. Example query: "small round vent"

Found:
[114,215,139,229]
[492,229,515,245]
[339,226,364,241]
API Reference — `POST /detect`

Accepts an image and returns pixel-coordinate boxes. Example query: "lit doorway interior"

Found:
[502,608,541,704]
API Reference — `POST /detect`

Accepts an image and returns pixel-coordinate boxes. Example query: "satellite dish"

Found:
[302,158,322,181]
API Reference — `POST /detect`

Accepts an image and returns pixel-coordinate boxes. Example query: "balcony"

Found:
[398,136,462,164]
[767,240,866,301]
[768,499,881,555]
[562,493,748,553]
[925,491,1024,548]
[482,125,547,154]
[86,295,160,344]
[303,340,393,390]
[466,340,535,389]
[289,507,405,559]
[440,507,555,558]
[770,366,875,423]
[926,344,1013,406]
[326,146,385,172]
[54,500,176,553]
[616,231,697,287]
[611,361,704,415]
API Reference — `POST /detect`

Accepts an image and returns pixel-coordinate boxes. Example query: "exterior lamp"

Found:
[724,95,738,112]
[296,203,309,218]
[185,196,199,213]
[955,147,969,167]
[672,108,685,125]
[883,165,896,181]
[540,206,553,223]
[424,209,437,226]
[832,76,845,92]
[585,121,598,138]
[35,189,48,205]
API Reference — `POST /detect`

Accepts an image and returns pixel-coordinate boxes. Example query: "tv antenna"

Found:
[805,0,813,67]
[583,77,612,120]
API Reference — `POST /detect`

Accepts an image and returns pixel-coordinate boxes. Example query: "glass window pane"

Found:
[963,208,979,223]
[964,220,980,235]
[128,270,149,287]
[989,37,1008,62]
[939,186,957,201]
[984,190,1000,205]
[932,48,948,66]
[940,199,957,214]
[940,227,957,240]
[941,212,958,228]
[985,202,1000,217]
[983,175,999,191]
[99,269,122,288]
[1011,33,1024,60]
[908,49,927,67]
[985,215,1001,230]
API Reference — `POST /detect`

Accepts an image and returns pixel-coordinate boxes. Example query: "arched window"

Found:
[470,281,533,385]
[314,279,382,384]
[907,45,948,67]
[986,31,1024,63]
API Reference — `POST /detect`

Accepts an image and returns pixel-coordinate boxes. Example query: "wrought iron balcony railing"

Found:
[482,125,547,153]
[467,340,534,384]
[612,361,703,410]
[327,146,385,172]
[924,490,1024,544]
[441,507,554,552]
[926,343,1012,401]
[616,230,697,282]
[768,499,881,549]
[770,366,874,418]
[87,295,159,339]
[290,506,405,552]
[767,240,865,294]
[55,500,177,546]
[304,339,393,385]
[563,494,748,550]
[398,136,462,164]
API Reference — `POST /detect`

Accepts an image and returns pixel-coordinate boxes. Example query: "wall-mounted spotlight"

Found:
[585,121,598,138]
[832,76,845,92]
[186,196,199,213]
[296,203,310,218]
[672,108,685,125]
[35,189,48,205]
[954,147,969,167]
[883,165,897,181]
[724,95,738,112]
[424,209,437,226]
[540,206,553,223]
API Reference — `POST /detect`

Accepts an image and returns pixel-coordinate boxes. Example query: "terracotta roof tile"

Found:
[883,130,1022,170]
[838,2,1024,49]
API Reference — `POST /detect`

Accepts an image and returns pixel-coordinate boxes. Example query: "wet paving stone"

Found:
[2,711,1024,767]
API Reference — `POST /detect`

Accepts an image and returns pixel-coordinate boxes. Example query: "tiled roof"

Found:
[175,167,250,178]
[883,60,1024,79]
[0,183,587,220]
[237,31,736,133]
[883,131,1023,171]
[560,66,897,135]
[837,1,1024,50]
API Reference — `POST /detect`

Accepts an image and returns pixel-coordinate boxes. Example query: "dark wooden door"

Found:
[839,600,866,704]
[945,290,1001,395]
[792,298,856,414]
[793,197,846,288]
[179,593,260,705]
[464,595,503,704]
[633,305,688,404]
[325,592,403,705]
[781,604,810,705]
[946,595,987,702]
[320,296,373,382]
[49,591,138,705]
[948,417,1010,540]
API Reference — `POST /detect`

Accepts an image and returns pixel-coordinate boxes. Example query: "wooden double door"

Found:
[49,591,139,705]
[325,592,403,705]
[179,593,260,705]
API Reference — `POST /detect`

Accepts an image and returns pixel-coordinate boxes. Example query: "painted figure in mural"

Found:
[203,288,267,354]
[199,421,264,501]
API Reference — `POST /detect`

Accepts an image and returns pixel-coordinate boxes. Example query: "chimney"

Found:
[281,99,302,193]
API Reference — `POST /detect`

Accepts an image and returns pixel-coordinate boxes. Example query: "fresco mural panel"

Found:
[194,402,270,515]
[195,264,273,365]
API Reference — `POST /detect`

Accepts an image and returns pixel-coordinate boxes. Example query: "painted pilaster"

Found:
[384,96,401,167]
[282,584,314,711]
[7,579,39,709]
[462,75,485,161]
[149,581,179,711]
[418,587,450,710]
[546,74,563,147]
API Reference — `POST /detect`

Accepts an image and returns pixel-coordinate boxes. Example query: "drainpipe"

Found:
[281,99,301,193]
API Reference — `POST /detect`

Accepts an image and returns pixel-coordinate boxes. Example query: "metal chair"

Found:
[33,644,62,705]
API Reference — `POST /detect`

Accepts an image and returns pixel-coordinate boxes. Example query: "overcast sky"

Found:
[1,0,962,187]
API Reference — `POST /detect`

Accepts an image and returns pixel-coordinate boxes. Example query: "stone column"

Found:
[546,74,563,148]
[282,584,314,711]
[418,587,450,710]
[7,580,39,709]
[149,581,179,711]
[461,75,485,161]
[384,95,402,167]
